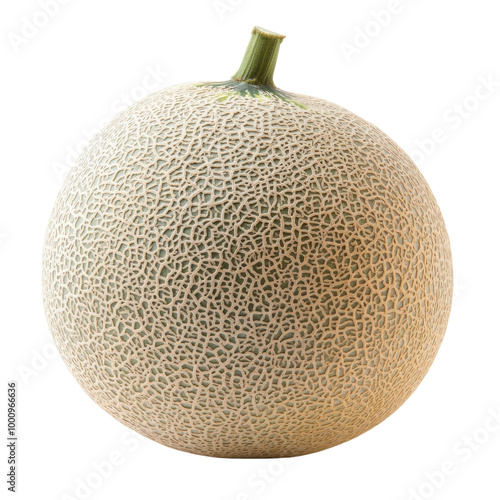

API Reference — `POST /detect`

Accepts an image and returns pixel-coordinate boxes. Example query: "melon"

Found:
[42,27,453,458]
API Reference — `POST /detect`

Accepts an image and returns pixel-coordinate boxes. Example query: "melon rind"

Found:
[42,83,453,458]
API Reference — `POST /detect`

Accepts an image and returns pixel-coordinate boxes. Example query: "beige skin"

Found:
[42,29,452,458]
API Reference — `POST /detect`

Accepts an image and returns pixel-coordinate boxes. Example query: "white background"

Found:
[2,0,499,499]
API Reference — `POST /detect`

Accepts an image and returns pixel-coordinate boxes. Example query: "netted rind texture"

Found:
[42,83,453,458]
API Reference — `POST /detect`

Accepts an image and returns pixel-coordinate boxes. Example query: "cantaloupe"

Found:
[42,27,453,458]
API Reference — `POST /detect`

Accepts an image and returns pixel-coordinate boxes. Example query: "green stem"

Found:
[232,27,285,88]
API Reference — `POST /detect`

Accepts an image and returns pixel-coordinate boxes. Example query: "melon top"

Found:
[42,27,453,458]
